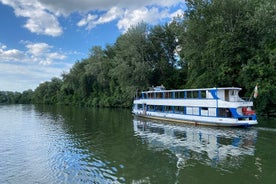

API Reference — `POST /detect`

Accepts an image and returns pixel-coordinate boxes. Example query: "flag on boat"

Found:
[254,84,258,98]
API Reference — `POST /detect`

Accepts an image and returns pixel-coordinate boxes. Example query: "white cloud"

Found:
[26,43,51,56]
[77,7,124,30]
[1,0,62,36]
[0,43,27,61]
[118,7,170,32]
[0,0,185,35]
[0,47,25,61]
[78,6,184,32]
[97,7,124,24]
[48,52,66,60]
[23,10,62,36]
[0,42,66,65]
[0,61,72,92]
[37,0,183,15]
[77,14,98,28]
[25,42,66,65]
[0,42,72,91]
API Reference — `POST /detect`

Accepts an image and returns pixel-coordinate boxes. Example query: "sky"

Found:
[0,0,185,92]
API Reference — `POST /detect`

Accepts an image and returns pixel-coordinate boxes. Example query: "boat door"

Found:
[225,90,229,101]
[143,103,147,115]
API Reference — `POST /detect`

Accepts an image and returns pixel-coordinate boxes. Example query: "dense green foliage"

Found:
[1,0,275,115]
[0,90,33,104]
[177,0,276,115]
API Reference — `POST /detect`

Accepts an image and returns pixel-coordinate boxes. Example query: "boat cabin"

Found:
[139,87,243,102]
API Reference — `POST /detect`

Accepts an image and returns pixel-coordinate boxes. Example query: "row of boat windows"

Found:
[142,90,208,99]
[137,104,232,117]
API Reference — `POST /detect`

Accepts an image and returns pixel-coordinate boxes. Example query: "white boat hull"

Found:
[132,110,257,127]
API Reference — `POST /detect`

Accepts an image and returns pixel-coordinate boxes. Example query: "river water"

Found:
[0,105,275,184]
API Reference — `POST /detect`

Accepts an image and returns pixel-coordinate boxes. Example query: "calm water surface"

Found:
[0,105,275,184]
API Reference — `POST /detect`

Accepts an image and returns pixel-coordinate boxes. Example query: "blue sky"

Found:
[0,0,185,92]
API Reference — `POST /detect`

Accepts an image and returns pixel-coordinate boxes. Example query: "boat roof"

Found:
[142,87,242,93]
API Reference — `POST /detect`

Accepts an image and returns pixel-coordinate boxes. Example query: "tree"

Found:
[179,0,275,114]
[27,1,274,115]
[20,89,34,104]
[33,77,62,104]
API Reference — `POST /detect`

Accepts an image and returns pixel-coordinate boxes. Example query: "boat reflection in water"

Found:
[133,117,257,170]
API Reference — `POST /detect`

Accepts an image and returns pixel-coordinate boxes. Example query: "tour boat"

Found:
[132,86,257,127]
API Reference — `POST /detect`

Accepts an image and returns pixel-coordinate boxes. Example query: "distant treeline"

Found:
[0,90,33,104]
[1,0,275,116]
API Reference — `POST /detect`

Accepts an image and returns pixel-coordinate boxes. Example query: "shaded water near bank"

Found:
[0,105,275,184]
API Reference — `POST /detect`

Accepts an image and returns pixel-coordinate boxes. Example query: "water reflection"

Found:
[2,105,269,184]
[33,105,128,184]
[133,118,257,171]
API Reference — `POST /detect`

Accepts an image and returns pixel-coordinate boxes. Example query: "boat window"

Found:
[164,92,172,98]
[175,92,179,98]
[145,93,149,99]
[187,91,192,98]
[180,92,185,98]
[175,92,180,98]
[175,92,184,99]
[186,107,192,114]
[186,91,199,98]
[186,107,199,115]
[138,104,143,109]
[147,105,155,111]
[201,107,209,116]
[193,91,199,98]
[209,108,217,116]
[164,106,173,112]
[156,92,163,99]
[225,90,230,101]
[174,106,185,114]
[218,108,232,117]
[200,91,206,98]
[148,93,154,99]
[155,105,163,112]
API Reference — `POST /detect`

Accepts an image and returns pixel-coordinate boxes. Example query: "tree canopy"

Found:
[2,0,275,115]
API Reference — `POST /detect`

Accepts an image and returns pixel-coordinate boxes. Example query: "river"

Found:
[0,104,275,184]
